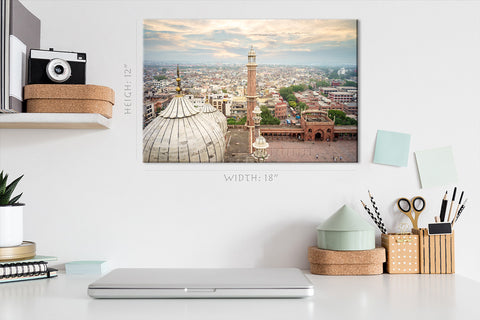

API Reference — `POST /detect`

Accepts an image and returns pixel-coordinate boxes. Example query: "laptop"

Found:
[88,268,314,299]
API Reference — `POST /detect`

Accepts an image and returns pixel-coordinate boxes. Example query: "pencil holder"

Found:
[412,228,455,274]
[381,233,420,274]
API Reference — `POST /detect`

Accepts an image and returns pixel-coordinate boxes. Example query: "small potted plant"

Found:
[0,171,24,247]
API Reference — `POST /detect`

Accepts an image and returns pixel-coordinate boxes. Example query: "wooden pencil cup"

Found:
[412,228,455,274]
[381,233,420,274]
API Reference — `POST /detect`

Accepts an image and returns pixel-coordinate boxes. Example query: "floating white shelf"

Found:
[0,113,111,129]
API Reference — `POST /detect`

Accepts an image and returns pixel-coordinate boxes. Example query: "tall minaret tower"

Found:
[246,46,257,127]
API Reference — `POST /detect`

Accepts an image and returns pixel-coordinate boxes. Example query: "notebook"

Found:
[88,268,314,299]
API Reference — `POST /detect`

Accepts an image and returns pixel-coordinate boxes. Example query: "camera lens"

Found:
[54,65,64,75]
[46,59,72,83]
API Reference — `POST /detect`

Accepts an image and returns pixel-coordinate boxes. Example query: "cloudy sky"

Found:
[144,20,357,66]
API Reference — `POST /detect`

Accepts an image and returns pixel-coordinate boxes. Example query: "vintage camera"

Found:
[28,48,86,84]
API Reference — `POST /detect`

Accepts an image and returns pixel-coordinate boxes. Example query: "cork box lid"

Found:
[24,84,115,105]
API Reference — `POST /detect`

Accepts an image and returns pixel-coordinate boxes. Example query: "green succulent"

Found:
[0,171,24,206]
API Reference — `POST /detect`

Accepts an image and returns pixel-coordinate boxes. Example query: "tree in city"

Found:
[289,101,297,108]
[297,102,307,112]
[279,87,293,100]
[316,80,330,87]
[227,117,247,125]
[260,106,280,125]
[344,81,357,87]
[286,94,297,102]
[328,110,357,125]
[154,75,167,81]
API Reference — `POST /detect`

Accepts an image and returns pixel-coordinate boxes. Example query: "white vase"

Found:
[0,205,24,247]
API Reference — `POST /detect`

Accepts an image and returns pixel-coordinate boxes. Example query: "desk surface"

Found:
[1,272,479,320]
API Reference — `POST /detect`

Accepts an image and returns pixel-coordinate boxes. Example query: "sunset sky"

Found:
[143,19,357,66]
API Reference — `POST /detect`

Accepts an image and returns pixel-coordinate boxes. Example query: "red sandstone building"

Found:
[275,102,287,119]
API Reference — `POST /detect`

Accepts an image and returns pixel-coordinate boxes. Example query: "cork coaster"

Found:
[24,84,115,118]
[310,263,384,275]
[308,247,386,265]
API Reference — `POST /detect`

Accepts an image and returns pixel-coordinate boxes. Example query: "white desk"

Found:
[1,272,479,320]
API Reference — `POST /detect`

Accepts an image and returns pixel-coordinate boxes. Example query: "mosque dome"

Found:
[199,103,228,136]
[143,96,226,162]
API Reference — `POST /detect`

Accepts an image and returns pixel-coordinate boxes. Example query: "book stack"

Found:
[1,0,40,112]
[0,255,57,283]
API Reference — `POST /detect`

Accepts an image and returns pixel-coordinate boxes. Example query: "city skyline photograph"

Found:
[143,19,358,163]
[144,19,357,66]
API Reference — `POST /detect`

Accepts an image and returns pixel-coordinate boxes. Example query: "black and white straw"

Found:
[368,190,387,234]
[361,200,387,234]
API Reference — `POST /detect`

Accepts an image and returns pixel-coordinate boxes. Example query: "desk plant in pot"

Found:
[0,171,24,247]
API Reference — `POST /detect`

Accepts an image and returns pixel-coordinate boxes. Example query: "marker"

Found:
[439,191,448,222]
[447,187,457,222]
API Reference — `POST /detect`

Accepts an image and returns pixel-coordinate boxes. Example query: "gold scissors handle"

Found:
[397,196,426,229]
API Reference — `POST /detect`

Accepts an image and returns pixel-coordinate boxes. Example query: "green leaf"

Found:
[2,175,23,204]
[8,193,23,205]
[0,172,7,195]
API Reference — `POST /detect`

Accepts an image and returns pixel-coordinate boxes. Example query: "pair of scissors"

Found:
[396,196,426,229]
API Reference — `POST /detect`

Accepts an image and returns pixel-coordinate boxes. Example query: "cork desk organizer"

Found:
[381,233,420,274]
[24,84,115,118]
[413,228,455,274]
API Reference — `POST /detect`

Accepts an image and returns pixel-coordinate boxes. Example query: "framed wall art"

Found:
[143,19,358,163]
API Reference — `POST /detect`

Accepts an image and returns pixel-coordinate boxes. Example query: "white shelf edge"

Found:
[0,113,111,129]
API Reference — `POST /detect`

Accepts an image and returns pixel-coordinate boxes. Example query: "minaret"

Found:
[246,46,257,127]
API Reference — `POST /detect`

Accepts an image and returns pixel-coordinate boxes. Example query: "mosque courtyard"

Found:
[224,128,357,163]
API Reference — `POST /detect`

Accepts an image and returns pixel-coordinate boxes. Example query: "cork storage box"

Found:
[308,247,386,275]
[412,228,455,274]
[24,84,115,118]
[381,233,419,274]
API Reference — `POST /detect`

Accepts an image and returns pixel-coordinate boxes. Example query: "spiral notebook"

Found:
[0,255,58,283]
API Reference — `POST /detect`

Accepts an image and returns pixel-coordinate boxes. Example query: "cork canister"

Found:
[308,246,385,275]
[381,233,419,274]
[24,84,115,118]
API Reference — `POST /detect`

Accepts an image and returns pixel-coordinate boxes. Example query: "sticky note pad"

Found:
[65,260,108,275]
[415,146,458,189]
[373,130,411,167]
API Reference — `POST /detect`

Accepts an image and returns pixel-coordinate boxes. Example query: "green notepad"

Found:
[373,130,411,167]
[415,146,458,188]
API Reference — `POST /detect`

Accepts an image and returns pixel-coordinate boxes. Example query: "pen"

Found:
[453,198,468,226]
[453,191,464,222]
[439,191,448,222]
[447,187,457,222]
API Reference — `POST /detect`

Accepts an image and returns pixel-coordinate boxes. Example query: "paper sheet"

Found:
[9,34,26,101]
[415,146,458,189]
[373,130,411,167]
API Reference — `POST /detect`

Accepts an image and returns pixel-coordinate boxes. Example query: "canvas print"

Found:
[143,19,358,163]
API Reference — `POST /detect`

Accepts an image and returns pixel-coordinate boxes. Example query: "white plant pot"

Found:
[0,205,24,247]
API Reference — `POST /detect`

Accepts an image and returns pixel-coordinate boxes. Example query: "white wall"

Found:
[1,0,479,281]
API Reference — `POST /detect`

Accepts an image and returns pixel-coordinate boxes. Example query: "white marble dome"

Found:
[143,96,225,162]
[199,103,228,136]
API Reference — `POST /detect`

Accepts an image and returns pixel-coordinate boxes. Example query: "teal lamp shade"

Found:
[317,205,375,251]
